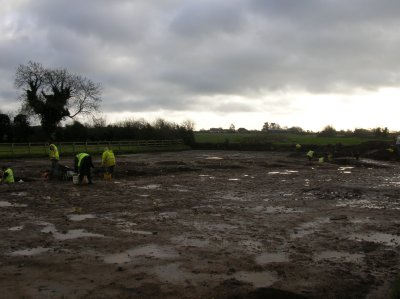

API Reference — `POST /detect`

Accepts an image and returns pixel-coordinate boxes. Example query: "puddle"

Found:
[205,156,223,160]
[158,212,178,219]
[268,170,299,175]
[338,166,354,174]
[336,199,391,210]
[128,230,154,235]
[252,205,302,214]
[255,252,289,265]
[153,263,188,284]
[54,229,104,240]
[349,232,400,246]
[152,263,226,285]
[10,247,51,256]
[0,201,27,208]
[11,192,28,197]
[291,218,330,239]
[171,235,210,247]
[264,206,302,214]
[103,244,178,264]
[68,214,96,221]
[233,270,278,288]
[228,178,240,181]
[116,221,138,233]
[170,185,189,192]
[138,184,161,190]
[41,223,103,240]
[359,159,391,168]
[314,251,363,263]
[338,167,354,171]
[8,226,24,231]
[199,175,216,179]
[378,176,400,187]
[349,217,373,224]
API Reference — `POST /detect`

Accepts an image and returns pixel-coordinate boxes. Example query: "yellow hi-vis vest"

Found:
[3,168,14,183]
[49,144,59,160]
[76,153,89,167]
[102,150,116,167]
[307,150,314,158]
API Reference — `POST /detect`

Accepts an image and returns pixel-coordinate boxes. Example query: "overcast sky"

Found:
[1,0,400,131]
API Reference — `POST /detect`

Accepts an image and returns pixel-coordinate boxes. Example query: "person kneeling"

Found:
[0,166,14,184]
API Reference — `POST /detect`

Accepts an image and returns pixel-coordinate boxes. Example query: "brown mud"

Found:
[1,150,400,298]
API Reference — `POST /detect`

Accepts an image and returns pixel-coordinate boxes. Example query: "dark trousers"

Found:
[79,160,92,183]
[50,159,59,179]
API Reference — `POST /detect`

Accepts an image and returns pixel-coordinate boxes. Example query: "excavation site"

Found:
[0,150,399,299]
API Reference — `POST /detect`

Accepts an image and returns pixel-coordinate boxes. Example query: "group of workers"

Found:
[1,144,116,185]
[296,144,333,163]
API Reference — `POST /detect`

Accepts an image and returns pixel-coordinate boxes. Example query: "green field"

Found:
[195,132,392,146]
[0,140,188,159]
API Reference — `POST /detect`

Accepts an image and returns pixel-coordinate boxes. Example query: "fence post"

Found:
[11,143,15,157]
[72,142,76,154]
[28,143,31,156]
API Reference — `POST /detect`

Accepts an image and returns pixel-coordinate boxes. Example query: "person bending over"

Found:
[74,153,94,184]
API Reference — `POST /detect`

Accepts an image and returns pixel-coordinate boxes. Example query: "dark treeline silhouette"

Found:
[0,115,195,146]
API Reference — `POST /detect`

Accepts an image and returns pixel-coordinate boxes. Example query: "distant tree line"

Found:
[0,114,195,145]
[317,125,390,138]
[202,122,394,138]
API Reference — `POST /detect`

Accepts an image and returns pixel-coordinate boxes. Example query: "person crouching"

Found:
[1,166,14,184]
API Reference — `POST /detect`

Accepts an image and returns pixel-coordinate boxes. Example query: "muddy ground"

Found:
[1,150,400,299]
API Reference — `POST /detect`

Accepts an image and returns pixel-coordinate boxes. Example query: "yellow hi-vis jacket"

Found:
[3,168,14,183]
[49,144,59,161]
[306,150,314,158]
[102,150,116,167]
[76,153,89,168]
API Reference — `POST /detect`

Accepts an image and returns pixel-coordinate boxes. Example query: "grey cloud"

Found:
[170,0,246,37]
[22,0,150,43]
[2,0,400,118]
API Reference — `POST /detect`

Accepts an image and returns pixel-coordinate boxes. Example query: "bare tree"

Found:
[15,61,102,138]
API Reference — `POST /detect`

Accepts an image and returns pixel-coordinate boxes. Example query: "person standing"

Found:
[306,150,314,162]
[101,147,116,180]
[49,143,59,179]
[74,153,94,184]
[1,166,14,183]
[396,135,400,155]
